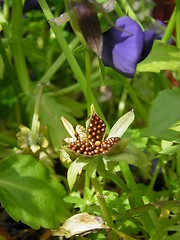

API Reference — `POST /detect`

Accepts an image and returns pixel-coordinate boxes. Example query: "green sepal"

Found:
[103,146,149,168]
[106,138,129,155]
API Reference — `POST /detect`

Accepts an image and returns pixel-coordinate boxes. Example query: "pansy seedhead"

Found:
[61,106,134,159]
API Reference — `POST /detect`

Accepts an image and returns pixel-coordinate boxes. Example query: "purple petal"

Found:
[102,16,155,78]
[139,30,155,62]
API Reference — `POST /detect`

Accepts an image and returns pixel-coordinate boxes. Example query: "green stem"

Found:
[122,78,148,125]
[39,37,80,83]
[91,176,119,240]
[12,0,32,95]
[117,0,143,29]
[0,133,17,147]
[38,0,109,128]
[86,51,92,114]
[30,85,43,146]
[177,153,180,180]
[0,38,19,95]
[162,7,176,44]
[38,0,86,93]
[114,1,124,17]
[106,171,129,193]
[146,163,160,194]
[119,162,157,238]
[176,2,180,49]
[3,0,9,20]
[116,200,180,219]
[84,171,90,200]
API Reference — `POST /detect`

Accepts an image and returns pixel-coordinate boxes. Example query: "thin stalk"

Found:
[3,0,9,20]
[0,133,17,147]
[177,153,180,180]
[146,163,161,194]
[91,176,119,240]
[176,2,180,49]
[119,162,157,238]
[30,85,43,146]
[115,200,180,219]
[86,51,92,114]
[117,0,143,29]
[38,0,109,128]
[39,37,80,83]
[12,0,32,95]
[84,171,90,200]
[122,78,148,125]
[0,38,19,95]
[38,0,86,94]
[114,1,124,17]
[162,7,176,44]
[106,171,129,193]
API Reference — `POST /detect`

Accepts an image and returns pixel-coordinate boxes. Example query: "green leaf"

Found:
[103,146,148,168]
[67,158,90,190]
[137,41,180,73]
[149,88,180,134]
[0,154,70,229]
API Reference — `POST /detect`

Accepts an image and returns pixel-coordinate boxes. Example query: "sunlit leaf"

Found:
[0,154,70,229]
[149,88,180,134]
[137,41,180,73]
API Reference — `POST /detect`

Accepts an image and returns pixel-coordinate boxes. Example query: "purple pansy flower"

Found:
[102,16,155,78]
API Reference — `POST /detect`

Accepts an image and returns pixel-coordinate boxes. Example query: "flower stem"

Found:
[119,162,157,238]
[39,37,80,83]
[0,38,19,95]
[12,0,32,95]
[91,176,119,240]
[38,0,109,126]
[176,2,180,49]
[122,78,148,125]
[86,51,92,114]
[162,7,176,44]
[116,200,180,218]
[84,171,90,200]
[0,133,17,147]
[30,85,43,146]
[117,0,143,29]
